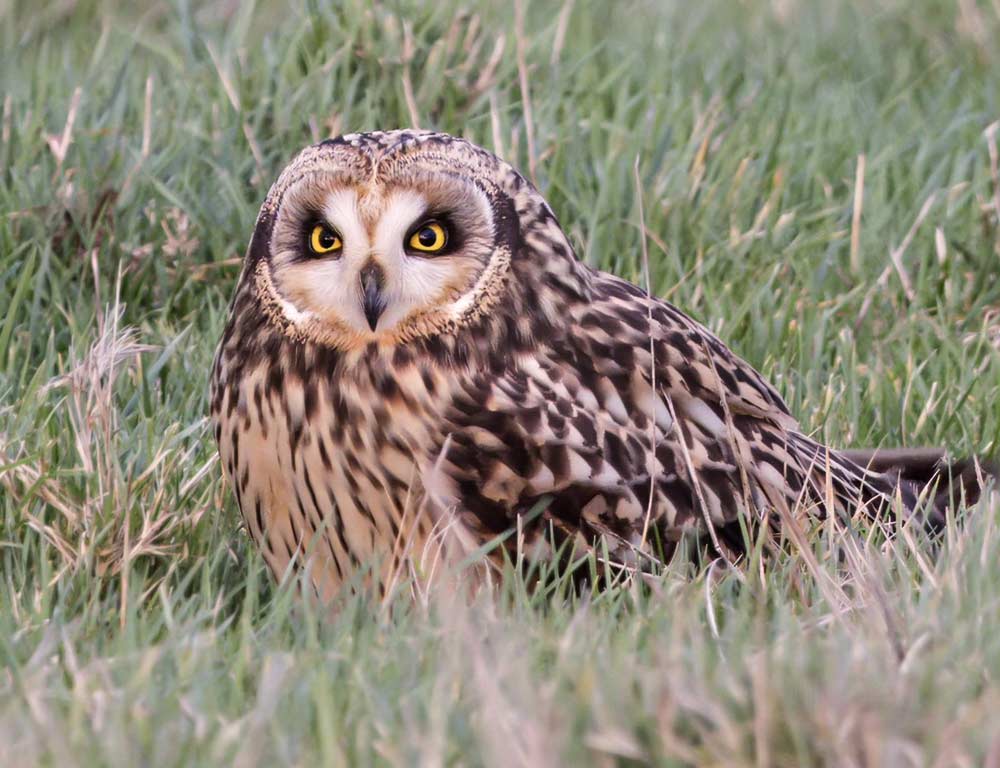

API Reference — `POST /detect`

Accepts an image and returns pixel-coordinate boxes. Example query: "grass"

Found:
[1,0,1000,764]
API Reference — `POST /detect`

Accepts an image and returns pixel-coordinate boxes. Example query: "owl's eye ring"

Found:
[309,224,342,255]
[407,220,448,253]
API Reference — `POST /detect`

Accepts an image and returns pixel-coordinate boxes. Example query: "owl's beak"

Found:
[359,262,386,331]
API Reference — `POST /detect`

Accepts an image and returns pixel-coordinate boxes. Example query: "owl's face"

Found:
[251,132,523,350]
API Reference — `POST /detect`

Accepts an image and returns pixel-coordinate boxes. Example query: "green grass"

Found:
[2,0,1000,764]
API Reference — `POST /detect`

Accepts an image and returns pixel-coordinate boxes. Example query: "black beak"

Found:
[359,262,386,331]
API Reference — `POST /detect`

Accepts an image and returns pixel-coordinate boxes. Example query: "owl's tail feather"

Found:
[839,447,998,526]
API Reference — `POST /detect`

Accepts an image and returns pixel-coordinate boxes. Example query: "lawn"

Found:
[2,0,1000,764]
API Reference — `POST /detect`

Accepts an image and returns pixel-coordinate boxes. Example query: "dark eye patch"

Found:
[300,213,327,240]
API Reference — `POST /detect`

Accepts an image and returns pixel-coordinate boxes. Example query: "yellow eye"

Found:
[408,221,447,253]
[309,224,342,255]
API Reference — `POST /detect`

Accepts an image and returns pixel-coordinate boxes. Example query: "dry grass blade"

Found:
[513,0,537,185]
[856,193,937,327]
[634,155,659,553]
[401,21,421,129]
[45,86,81,174]
[850,153,866,275]
[985,121,1000,246]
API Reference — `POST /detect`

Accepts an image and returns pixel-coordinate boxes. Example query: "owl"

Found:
[211,130,993,599]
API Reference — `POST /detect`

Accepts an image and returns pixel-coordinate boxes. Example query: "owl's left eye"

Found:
[309,224,342,255]
[407,221,448,253]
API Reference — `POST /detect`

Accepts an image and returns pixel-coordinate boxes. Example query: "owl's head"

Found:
[244,130,564,351]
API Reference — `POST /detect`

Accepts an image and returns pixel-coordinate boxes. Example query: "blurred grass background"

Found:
[1,0,999,764]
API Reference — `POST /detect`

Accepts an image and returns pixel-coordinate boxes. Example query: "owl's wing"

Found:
[434,272,897,566]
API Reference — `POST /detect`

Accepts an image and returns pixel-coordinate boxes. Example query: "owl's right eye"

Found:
[309,224,343,255]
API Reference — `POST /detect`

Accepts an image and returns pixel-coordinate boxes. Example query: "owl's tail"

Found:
[839,447,998,526]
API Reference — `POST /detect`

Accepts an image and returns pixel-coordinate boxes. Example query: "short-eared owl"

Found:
[211,130,993,598]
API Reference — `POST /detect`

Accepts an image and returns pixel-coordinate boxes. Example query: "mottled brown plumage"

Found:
[211,130,994,598]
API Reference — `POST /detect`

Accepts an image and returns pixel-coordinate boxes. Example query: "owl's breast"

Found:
[212,343,451,599]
